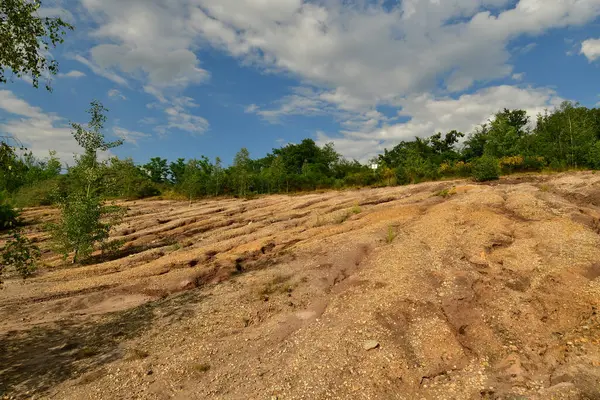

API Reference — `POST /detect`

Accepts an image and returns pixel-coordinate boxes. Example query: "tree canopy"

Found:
[0,0,73,90]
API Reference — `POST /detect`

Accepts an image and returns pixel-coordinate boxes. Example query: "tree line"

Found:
[3,102,600,212]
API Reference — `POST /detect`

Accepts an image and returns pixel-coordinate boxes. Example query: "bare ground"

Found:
[2,171,600,399]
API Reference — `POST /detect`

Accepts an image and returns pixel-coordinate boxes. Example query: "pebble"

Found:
[363,340,380,351]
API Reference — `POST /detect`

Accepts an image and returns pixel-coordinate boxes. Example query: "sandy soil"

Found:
[1,172,600,399]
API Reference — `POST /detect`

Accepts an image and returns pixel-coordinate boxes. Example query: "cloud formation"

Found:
[65,0,600,156]
[0,90,79,163]
[581,38,600,61]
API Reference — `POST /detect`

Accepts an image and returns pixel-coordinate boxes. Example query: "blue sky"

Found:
[1,0,600,166]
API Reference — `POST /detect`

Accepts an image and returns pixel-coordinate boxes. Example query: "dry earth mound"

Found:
[2,172,600,399]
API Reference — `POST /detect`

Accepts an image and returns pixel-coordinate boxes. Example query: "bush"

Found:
[439,161,472,177]
[49,192,125,263]
[132,182,161,199]
[472,155,500,182]
[587,141,600,170]
[499,155,524,174]
[11,179,59,207]
[522,156,546,172]
[0,192,19,231]
[1,229,40,285]
[2,230,40,274]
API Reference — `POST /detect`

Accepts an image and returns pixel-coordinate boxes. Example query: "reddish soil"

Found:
[1,172,600,399]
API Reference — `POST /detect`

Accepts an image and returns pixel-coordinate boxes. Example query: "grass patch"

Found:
[168,242,182,252]
[434,187,457,198]
[260,274,294,296]
[351,203,362,214]
[386,225,397,244]
[539,184,550,192]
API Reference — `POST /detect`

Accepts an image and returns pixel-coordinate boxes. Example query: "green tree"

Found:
[72,101,123,168]
[268,156,286,193]
[169,158,186,185]
[483,109,530,158]
[103,157,158,199]
[1,0,74,90]
[233,148,252,197]
[49,101,124,263]
[143,157,169,183]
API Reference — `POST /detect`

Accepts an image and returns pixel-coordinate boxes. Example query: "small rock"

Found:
[146,370,153,376]
[363,340,380,351]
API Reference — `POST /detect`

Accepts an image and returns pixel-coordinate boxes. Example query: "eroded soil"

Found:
[2,172,600,399]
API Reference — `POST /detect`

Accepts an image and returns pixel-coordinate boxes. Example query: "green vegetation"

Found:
[47,101,125,264]
[1,0,74,90]
[435,187,457,198]
[1,229,40,285]
[4,104,600,211]
[472,155,501,182]
[386,225,396,244]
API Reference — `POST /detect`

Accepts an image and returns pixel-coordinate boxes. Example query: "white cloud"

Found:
[58,70,86,78]
[108,89,127,100]
[113,127,149,145]
[512,73,525,81]
[245,104,259,114]
[78,0,600,102]
[192,0,600,101]
[79,0,210,90]
[71,54,128,86]
[0,90,79,163]
[71,0,600,157]
[0,91,124,164]
[147,96,209,136]
[316,85,564,161]
[581,38,600,61]
[515,42,537,55]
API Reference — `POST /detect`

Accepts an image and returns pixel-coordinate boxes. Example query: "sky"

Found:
[1,0,600,166]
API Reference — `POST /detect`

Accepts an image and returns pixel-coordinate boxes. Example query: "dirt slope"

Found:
[2,172,600,399]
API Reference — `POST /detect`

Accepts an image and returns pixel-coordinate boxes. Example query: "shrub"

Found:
[435,187,457,198]
[438,161,472,177]
[499,155,524,174]
[472,155,500,182]
[49,191,125,264]
[133,182,161,199]
[0,192,19,231]
[11,179,59,207]
[1,229,40,285]
[522,156,546,172]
